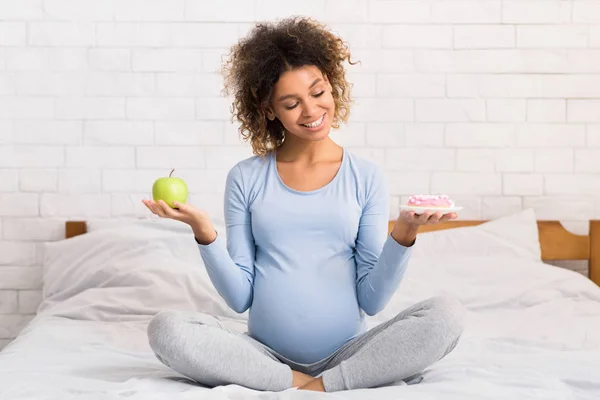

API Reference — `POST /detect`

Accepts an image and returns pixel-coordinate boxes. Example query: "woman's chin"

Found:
[290,125,332,142]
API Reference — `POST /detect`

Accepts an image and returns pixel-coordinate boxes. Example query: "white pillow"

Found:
[86,216,227,238]
[39,225,244,322]
[410,208,541,261]
[87,217,191,234]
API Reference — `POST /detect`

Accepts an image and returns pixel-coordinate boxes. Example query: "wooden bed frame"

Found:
[65,219,600,286]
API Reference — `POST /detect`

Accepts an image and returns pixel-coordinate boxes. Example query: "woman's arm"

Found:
[390,220,419,247]
[355,169,413,316]
[196,165,255,313]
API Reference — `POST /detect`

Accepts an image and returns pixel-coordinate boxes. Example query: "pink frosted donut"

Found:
[407,194,454,208]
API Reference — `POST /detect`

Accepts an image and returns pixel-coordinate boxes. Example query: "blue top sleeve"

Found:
[196,164,255,313]
[354,168,413,316]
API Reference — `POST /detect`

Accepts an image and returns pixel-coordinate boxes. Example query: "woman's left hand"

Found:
[391,210,458,247]
[399,210,458,227]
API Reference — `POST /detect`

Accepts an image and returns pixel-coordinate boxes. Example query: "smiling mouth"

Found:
[300,113,325,128]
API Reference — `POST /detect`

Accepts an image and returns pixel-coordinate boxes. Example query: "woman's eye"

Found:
[283,92,323,110]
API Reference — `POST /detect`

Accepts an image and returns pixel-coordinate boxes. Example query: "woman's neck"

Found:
[276,136,341,163]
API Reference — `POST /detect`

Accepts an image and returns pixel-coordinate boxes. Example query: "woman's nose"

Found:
[302,100,320,118]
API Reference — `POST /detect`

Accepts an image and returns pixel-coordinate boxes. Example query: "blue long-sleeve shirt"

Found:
[197,148,412,364]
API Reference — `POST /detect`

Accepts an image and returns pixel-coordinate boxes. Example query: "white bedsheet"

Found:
[1,255,599,400]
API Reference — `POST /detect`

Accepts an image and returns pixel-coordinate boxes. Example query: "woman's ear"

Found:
[264,107,276,121]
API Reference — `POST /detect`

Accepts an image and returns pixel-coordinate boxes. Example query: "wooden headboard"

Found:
[65,219,600,286]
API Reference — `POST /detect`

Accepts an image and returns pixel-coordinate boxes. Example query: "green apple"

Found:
[152,169,188,208]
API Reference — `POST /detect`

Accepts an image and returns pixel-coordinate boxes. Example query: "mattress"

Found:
[1,225,599,399]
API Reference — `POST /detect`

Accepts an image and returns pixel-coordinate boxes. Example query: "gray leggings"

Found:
[147,295,465,392]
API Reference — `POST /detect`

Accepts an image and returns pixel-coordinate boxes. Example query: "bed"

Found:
[0,209,599,400]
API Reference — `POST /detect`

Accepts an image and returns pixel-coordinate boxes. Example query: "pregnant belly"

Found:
[247,274,365,364]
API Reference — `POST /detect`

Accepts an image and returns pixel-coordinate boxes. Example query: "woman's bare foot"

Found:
[291,370,314,388]
[298,377,325,392]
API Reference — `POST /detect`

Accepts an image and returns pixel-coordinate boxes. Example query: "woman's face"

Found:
[266,65,335,143]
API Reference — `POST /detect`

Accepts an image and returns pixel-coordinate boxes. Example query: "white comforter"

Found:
[1,233,599,400]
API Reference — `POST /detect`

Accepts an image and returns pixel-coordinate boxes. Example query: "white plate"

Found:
[399,205,463,215]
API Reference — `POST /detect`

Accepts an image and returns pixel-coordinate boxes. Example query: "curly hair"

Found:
[221,17,358,156]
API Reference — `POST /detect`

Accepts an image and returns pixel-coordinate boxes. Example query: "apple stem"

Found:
[169,168,174,178]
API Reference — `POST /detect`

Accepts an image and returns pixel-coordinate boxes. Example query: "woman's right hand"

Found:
[141,199,217,244]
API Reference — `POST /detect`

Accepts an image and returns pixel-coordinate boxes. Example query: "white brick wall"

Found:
[0,0,599,350]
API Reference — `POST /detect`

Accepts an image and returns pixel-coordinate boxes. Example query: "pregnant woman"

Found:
[142,17,465,392]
